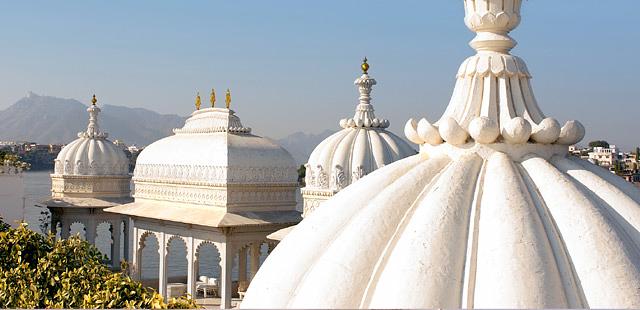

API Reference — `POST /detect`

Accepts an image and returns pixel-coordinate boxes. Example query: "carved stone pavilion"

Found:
[242,0,640,308]
[106,92,300,308]
[44,95,132,269]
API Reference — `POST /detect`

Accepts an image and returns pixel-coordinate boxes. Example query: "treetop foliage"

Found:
[0,219,198,309]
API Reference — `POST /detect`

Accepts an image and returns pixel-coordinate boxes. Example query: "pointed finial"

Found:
[225,89,231,109]
[361,57,369,74]
[210,88,216,108]
[91,94,97,106]
[195,92,201,110]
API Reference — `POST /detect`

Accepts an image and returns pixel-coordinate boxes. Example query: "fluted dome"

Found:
[132,107,298,208]
[242,1,640,308]
[54,105,129,176]
[51,97,130,199]
[301,61,415,215]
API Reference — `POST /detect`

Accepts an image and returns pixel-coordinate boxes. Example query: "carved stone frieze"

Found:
[134,164,297,185]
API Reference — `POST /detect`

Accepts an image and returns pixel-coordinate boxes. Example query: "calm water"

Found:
[20,171,266,283]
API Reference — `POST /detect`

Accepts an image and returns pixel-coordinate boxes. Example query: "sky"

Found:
[0,0,638,150]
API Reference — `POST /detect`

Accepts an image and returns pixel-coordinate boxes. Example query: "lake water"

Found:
[19,171,265,284]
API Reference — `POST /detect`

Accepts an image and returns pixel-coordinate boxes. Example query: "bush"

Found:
[0,222,198,309]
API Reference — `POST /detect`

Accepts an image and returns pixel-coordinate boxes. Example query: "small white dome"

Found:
[132,107,298,207]
[303,63,415,199]
[54,104,129,176]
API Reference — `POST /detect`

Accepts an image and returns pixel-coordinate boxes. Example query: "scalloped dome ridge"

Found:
[53,103,129,176]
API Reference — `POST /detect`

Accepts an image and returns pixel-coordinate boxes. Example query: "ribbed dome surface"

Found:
[306,127,415,191]
[53,104,128,176]
[242,1,640,308]
[242,148,640,308]
[303,65,415,193]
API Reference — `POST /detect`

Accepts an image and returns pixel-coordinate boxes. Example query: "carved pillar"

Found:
[238,247,247,283]
[111,220,122,269]
[60,218,70,239]
[50,216,59,238]
[126,218,135,264]
[187,237,196,297]
[220,242,234,309]
[158,232,168,299]
[85,220,96,245]
[132,226,141,280]
[249,242,261,281]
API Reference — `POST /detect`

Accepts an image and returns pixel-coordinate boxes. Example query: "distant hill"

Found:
[275,129,336,166]
[0,92,338,163]
[0,92,185,146]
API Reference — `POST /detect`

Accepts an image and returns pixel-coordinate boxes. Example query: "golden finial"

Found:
[361,57,370,74]
[225,89,231,109]
[210,88,216,108]
[91,94,97,105]
[195,92,201,110]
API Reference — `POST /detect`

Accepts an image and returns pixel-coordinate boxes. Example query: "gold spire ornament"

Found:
[225,89,231,109]
[91,94,97,105]
[195,92,201,110]
[361,57,369,74]
[210,88,216,108]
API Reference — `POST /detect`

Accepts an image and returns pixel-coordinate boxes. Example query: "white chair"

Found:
[196,276,219,298]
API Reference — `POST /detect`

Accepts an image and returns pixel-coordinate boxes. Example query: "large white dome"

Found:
[132,107,298,208]
[242,1,640,308]
[302,61,416,215]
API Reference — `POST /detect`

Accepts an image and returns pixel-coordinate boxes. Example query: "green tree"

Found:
[0,222,198,309]
[588,140,610,148]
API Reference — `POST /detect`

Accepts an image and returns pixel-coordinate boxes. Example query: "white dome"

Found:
[301,62,415,215]
[54,103,129,176]
[242,1,640,308]
[51,98,131,199]
[132,107,298,207]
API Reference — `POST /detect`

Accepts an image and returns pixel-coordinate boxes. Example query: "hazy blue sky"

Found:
[0,1,638,150]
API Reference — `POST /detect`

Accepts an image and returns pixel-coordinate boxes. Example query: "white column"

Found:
[111,220,122,269]
[60,219,70,239]
[220,242,234,309]
[249,243,261,282]
[238,247,247,283]
[126,218,135,263]
[187,237,196,297]
[86,220,96,245]
[158,232,168,299]
[132,226,141,280]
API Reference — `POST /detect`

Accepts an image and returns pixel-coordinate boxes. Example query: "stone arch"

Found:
[139,231,160,289]
[95,221,113,259]
[138,230,157,250]
[195,241,222,280]
[166,235,188,285]
[69,221,86,240]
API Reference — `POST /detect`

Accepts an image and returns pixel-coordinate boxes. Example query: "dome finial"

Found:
[91,94,97,106]
[195,92,201,110]
[225,89,231,109]
[210,88,216,108]
[361,57,370,74]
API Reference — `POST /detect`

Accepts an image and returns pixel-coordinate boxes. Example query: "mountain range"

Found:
[0,93,333,165]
